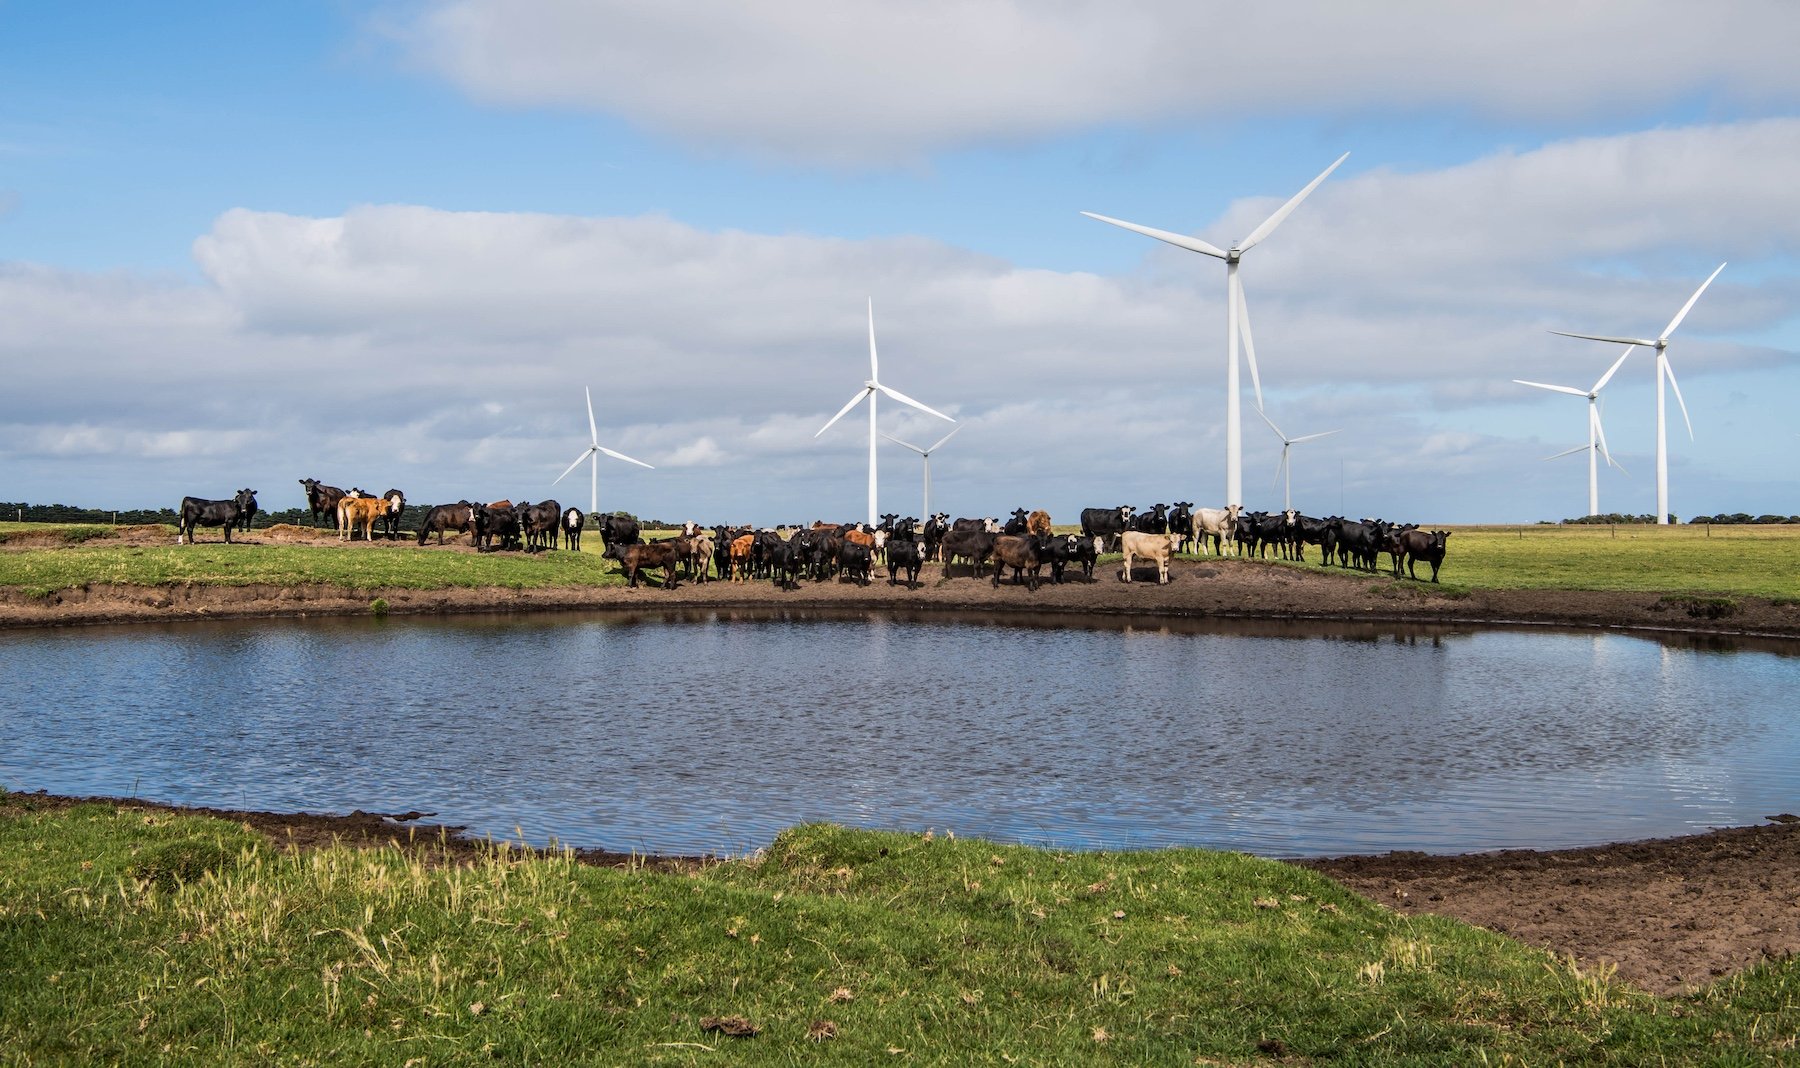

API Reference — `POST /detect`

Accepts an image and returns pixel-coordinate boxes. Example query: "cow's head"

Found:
[1118,505,1136,524]
[236,488,259,513]
[1225,503,1243,525]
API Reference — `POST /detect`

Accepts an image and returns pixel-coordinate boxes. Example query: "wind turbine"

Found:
[553,386,653,516]
[1083,152,1348,510]
[815,299,954,526]
[882,424,961,519]
[1514,346,1633,517]
[1255,407,1340,513]
[1551,263,1725,524]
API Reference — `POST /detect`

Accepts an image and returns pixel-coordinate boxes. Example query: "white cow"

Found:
[1192,504,1243,557]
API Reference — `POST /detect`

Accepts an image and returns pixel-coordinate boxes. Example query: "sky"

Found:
[3,1,1798,526]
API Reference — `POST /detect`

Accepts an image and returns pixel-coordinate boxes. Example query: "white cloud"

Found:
[388,1,1800,165]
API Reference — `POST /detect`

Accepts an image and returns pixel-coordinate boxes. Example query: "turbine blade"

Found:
[881,433,926,455]
[598,446,654,469]
[1235,152,1349,254]
[815,388,871,437]
[1543,444,1590,461]
[1661,262,1726,340]
[1663,360,1695,440]
[1592,405,1619,471]
[1272,447,1287,490]
[1590,346,1635,393]
[1238,283,1264,410]
[1551,330,1657,347]
[584,386,598,445]
[1290,429,1341,445]
[1254,405,1286,441]
[1079,211,1230,260]
[867,298,879,382]
[875,383,953,422]
[554,448,594,485]
[1514,379,1590,398]
[925,423,962,453]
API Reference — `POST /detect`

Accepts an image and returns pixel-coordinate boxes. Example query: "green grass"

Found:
[0,800,1792,1064]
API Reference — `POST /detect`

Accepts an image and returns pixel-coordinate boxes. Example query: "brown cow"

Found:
[728,534,755,581]
[605,539,684,589]
[337,495,387,541]
[1027,509,1053,537]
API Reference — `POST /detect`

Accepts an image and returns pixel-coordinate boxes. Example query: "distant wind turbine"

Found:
[1551,263,1725,524]
[1255,408,1340,513]
[882,424,961,519]
[1514,346,1633,517]
[1083,152,1348,509]
[815,300,954,527]
[553,386,653,516]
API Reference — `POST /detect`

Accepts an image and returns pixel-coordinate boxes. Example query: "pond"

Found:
[4,610,1796,857]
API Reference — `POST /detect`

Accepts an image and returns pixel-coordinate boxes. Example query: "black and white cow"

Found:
[1079,505,1135,553]
[562,507,585,551]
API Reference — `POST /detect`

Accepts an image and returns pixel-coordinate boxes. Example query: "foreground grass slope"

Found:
[2,800,1793,1064]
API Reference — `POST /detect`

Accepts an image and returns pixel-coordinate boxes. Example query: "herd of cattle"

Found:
[171,482,1452,590]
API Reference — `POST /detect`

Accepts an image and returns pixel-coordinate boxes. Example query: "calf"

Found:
[605,539,683,589]
[1120,530,1178,584]
[338,494,388,541]
[837,541,873,586]
[989,534,1044,592]
[177,489,258,545]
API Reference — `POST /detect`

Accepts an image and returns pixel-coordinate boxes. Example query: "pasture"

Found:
[1,796,1792,1064]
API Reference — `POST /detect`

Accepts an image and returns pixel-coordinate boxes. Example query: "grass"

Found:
[0,797,1793,1064]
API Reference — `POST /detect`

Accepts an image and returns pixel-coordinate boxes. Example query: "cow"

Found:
[416,502,477,546]
[598,514,641,551]
[1038,533,1099,584]
[1002,508,1031,535]
[1026,509,1053,538]
[1080,506,1135,553]
[989,534,1044,591]
[837,541,873,586]
[685,530,716,582]
[1120,530,1178,584]
[474,501,522,552]
[605,539,683,589]
[299,478,351,531]
[1166,502,1195,554]
[337,494,388,541]
[518,500,562,552]
[562,507,585,551]
[939,528,997,578]
[177,489,257,545]
[728,533,756,581]
[765,539,802,591]
[921,513,950,561]
[236,489,259,534]
[1396,528,1450,582]
[1192,505,1242,556]
[1130,503,1170,534]
[885,537,924,589]
[373,489,405,540]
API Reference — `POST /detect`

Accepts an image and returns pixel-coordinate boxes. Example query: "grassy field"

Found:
[3,521,1800,602]
[1,797,1793,1065]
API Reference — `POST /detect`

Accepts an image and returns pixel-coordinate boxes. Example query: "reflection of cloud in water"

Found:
[3,613,1797,857]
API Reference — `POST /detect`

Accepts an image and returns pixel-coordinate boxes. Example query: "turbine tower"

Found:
[1551,263,1725,524]
[882,424,961,519]
[1255,408,1339,513]
[553,386,653,516]
[1514,346,1633,517]
[1083,153,1348,509]
[815,299,954,527]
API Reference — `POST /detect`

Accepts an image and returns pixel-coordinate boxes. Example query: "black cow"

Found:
[1039,533,1098,584]
[474,502,522,552]
[921,513,950,561]
[837,541,873,586]
[562,507,586,551]
[766,540,802,591]
[417,502,476,546]
[1002,508,1031,535]
[1080,505,1135,553]
[518,499,561,552]
[598,514,641,551]
[177,489,257,545]
[885,537,924,589]
[1130,503,1170,534]
[1396,529,1451,582]
[376,489,406,541]
[940,528,997,578]
[299,478,350,531]
[1166,502,1194,553]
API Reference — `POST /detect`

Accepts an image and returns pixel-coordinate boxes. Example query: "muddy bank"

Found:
[5,553,1800,639]
[6,788,1793,997]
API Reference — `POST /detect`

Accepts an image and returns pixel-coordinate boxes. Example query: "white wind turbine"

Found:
[815,299,954,527]
[1551,263,1725,524]
[1514,346,1634,517]
[553,386,654,516]
[1083,152,1348,510]
[1255,407,1340,513]
[882,424,961,520]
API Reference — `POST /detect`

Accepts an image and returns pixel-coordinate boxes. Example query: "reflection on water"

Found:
[4,610,1797,857]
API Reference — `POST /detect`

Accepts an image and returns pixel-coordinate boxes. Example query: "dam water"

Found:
[4,610,1796,857]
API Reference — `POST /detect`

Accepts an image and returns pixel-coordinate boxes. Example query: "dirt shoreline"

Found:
[6,788,1794,998]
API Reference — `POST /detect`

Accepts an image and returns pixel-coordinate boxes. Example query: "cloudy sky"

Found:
[3,1,1797,525]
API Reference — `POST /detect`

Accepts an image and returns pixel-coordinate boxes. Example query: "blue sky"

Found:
[4,1,1798,524]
